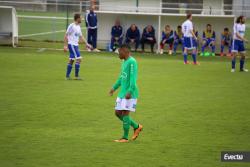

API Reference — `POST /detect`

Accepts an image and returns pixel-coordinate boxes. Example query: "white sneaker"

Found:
[93,48,101,52]
[160,49,163,54]
[169,50,172,55]
[241,69,248,72]
[87,48,92,52]
[231,69,235,73]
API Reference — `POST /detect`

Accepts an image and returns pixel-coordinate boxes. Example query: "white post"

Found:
[157,15,161,53]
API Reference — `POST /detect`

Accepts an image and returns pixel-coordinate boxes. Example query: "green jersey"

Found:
[113,56,139,99]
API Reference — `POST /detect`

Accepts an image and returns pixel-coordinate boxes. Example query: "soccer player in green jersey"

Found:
[109,44,143,143]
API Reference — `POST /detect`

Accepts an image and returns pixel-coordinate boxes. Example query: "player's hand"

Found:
[109,88,115,96]
[115,37,119,41]
[63,45,68,52]
[125,93,131,99]
[86,43,93,49]
[244,39,249,43]
[131,39,135,43]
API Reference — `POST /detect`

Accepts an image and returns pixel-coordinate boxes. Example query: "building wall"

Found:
[99,0,161,13]
[202,0,224,15]
[233,0,250,17]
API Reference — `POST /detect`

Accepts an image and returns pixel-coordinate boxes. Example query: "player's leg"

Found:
[192,48,198,65]
[150,40,156,53]
[183,38,188,64]
[168,40,174,55]
[141,38,146,52]
[118,37,123,48]
[66,44,76,79]
[210,41,216,56]
[173,39,179,54]
[239,42,248,72]
[221,41,225,56]
[66,59,74,79]
[110,37,115,51]
[73,45,82,79]
[92,29,97,49]
[160,40,165,54]
[115,110,123,121]
[228,43,232,56]
[201,40,208,56]
[231,40,237,72]
[87,29,92,50]
[135,39,139,52]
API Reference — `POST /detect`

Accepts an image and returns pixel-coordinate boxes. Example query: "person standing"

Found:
[86,6,100,52]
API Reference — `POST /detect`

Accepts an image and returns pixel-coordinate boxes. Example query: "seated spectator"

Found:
[110,19,123,51]
[173,25,184,55]
[220,27,232,57]
[201,24,216,56]
[160,25,174,55]
[125,24,140,52]
[141,25,156,53]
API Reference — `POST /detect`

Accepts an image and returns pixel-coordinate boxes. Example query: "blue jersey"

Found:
[126,27,140,40]
[162,30,174,41]
[142,27,155,39]
[86,11,97,29]
[174,31,183,40]
[111,25,123,38]
[221,32,232,42]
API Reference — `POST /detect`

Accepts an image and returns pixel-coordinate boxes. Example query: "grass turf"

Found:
[0,47,250,167]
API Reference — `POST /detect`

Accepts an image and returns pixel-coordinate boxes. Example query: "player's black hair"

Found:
[177,25,182,29]
[224,27,229,31]
[236,15,244,23]
[186,13,192,19]
[74,13,81,21]
[207,24,211,27]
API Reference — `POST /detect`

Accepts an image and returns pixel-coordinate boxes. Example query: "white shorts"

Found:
[115,98,137,112]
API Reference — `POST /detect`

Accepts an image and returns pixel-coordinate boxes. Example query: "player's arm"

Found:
[236,32,248,42]
[79,31,92,48]
[64,33,68,52]
[126,61,136,99]
[191,29,197,40]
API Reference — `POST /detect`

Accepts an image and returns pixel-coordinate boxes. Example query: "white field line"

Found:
[19,28,86,38]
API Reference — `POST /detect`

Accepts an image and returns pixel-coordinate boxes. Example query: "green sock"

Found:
[130,117,139,129]
[122,115,131,139]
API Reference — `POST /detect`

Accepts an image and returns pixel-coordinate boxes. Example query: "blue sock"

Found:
[183,53,188,63]
[173,43,177,53]
[75,63,80,77]
[229,46,232,53]
[240,58,245,70]
[221,45,224,53]
[66,64,72,78]
[232,58,236,69]
[212,45,215,53]
[192,53,197,63]
[201,45,205,53]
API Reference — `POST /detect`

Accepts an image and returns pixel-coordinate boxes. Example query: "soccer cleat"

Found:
[132,124,143,141]
[87,48,92,52]
[231,69,235,73]
[211,53,215,56]
[240,69,248,72]
[220,52,224,57]
[168,50,172,55]
[66,77,71,80]
[93,48,101,52]
[227,53,232,57]
[192,61,200,65]
[74,77,82,80]
[160,49,163,55]
[114,138,129,143]
[184,61,190,65]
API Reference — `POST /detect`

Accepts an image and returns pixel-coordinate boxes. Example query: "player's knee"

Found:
[68,60,74,64]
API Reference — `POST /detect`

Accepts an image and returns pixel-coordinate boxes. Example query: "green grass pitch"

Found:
[0,47,250,167]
